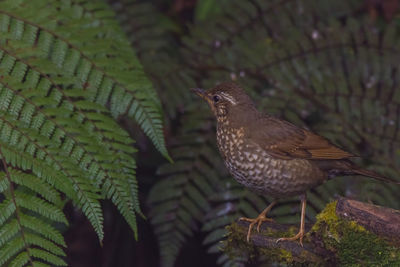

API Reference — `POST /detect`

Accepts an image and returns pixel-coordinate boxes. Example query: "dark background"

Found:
[63,0,400,266]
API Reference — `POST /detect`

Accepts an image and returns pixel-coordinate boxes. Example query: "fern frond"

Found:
[19,214,66,247]
[0,113,104,240]
[0,0,170,264]
[0,1,167,240]
[0,218,18,247]
[0,0,169,249]
[14,191,67,224]
[7,170,62,205]
[8,252,30,267]
[109,0,196,119]
[0,237,25,266]
[29,262,50,267]
[0,147,67,266]
[201,181,270,266]
[28,248,66,266]
[0,199,16,225]
[0,0,169,160]
[148,105,222,267]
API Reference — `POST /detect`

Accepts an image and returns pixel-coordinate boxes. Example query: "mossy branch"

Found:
[335,197,400,245]
[223,197,400,266]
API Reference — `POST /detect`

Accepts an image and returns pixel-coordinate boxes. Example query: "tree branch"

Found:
[336,197,400,245]
[224,197,400,265]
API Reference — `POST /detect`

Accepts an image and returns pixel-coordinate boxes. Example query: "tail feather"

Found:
[352,168,400,185]
[314,159,399,184]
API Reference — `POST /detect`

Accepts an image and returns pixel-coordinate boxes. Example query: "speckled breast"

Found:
[216,125,327,197]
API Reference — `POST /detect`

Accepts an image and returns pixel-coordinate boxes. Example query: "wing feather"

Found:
[249,116,355,160]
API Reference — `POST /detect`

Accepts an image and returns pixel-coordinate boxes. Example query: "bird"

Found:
[192,82,399,246]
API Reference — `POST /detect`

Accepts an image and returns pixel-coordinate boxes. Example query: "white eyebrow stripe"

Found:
[220,92,237,105]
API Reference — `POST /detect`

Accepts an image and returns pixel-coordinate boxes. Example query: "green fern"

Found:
[148,103,222,267]
[109,0,197,119]
[0,153,67,266]
[0,0,169,265]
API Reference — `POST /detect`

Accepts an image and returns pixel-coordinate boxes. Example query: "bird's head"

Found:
[192,82,254,122]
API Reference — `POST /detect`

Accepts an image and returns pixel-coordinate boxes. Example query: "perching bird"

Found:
[192,82,399,245]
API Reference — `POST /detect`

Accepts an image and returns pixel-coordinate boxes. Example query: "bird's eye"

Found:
[213,95,220,103]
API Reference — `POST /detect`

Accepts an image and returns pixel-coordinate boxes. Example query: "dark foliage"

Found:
[131,0,400,266]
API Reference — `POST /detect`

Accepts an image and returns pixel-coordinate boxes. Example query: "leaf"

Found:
[0,0,169,264]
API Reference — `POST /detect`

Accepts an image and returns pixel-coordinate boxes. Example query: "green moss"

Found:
[224,201,400,266]
[222,223,257,262]
[338,229,400,266]
[259,224,298,238]
[222,222,296,265]
[311,201,400,266]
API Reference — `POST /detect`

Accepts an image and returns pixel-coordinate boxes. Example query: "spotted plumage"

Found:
[192,82,398,245]
[216,117,326,197]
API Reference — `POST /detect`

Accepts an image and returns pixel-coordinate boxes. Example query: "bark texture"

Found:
[336,197,400,245]
[224,197,400,265]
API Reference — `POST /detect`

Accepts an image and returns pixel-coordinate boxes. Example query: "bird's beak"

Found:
[191,88,209,101]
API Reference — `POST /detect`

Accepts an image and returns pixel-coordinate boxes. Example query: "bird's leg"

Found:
[276,193,307,247]
[239,200,277,242]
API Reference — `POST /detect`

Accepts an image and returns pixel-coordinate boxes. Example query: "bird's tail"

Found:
[352,168,400,185]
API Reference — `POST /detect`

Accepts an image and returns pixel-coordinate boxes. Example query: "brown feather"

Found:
[314,159,400,184]
[248,115,354,160]
[351,167,400,184]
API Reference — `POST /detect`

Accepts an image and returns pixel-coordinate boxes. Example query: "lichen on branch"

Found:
[223,199,400,266]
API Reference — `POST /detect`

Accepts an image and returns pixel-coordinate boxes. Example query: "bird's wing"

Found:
[249,116,355,160]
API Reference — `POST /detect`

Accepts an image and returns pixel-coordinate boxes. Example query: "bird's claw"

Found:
[239,216,274,242]
[276,231,305,247]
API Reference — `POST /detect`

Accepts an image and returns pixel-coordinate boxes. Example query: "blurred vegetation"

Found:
[1,0,400,266]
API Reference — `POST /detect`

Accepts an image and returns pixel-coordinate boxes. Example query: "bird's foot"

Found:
[276,229,305,247]
[239,215,274,242]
